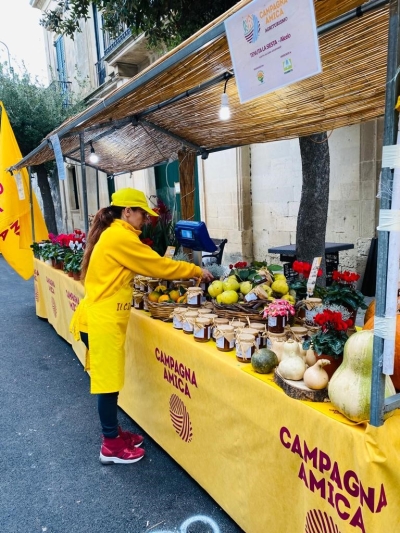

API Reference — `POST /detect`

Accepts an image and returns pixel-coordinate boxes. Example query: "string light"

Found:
[88,141,99,164]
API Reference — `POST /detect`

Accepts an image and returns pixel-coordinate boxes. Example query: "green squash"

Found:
[251,348,278,374]
[328,330,395,423]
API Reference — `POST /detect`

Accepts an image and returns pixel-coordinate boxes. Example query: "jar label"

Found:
[268,316,277,327]
[194,326,211,339]
[183,322,194,332]
[216,337,235,349]
[173,317,183,329]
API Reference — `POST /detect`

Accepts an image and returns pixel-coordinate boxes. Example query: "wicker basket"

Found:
[212,300,267,323]
[145,296,187,321]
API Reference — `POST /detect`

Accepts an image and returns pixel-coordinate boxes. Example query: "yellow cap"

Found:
[111,188,158,216]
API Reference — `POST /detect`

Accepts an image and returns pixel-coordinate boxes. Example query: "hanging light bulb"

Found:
[219,92,231,120]
[219,74,232,120]
[88,141,99,164]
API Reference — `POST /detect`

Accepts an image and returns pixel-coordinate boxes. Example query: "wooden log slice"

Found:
[274,369,329,402]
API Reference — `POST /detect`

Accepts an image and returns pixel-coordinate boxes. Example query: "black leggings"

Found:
[80,332,119,438]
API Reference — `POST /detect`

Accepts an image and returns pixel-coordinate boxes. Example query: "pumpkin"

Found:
[363,299,375,325]
[328,330,395,422]
[251,348,278,374]
[363,314,400,390]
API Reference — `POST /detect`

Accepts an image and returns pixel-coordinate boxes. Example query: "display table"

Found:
[33,259,400,533]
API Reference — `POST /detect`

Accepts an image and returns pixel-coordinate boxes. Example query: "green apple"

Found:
[220,290,239,304]
[239,281,253,295]
[208,280,224,298]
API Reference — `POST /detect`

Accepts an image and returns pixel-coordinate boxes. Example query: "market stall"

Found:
[34,259,400,533]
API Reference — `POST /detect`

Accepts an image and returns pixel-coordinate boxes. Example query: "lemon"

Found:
[239,281,253,295]
[282,294,296,305]
[208,280,224,298]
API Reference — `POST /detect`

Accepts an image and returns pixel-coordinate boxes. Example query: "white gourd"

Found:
[305,348,317,367]
[303,359,330,390]
[281,339,301,361]
[278,351,306,381]
[269,337,285,362]
[328,330,396,422]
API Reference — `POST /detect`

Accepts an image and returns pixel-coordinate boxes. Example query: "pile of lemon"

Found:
[148,284,187,304]
[208,272,295,305]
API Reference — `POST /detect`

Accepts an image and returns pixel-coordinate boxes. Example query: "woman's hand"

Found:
[200,268,214,283]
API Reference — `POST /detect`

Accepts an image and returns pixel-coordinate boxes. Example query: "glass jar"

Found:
[214,325,235,351]
[242,327,260,348]
[182,311,199,334]
[172,307,188,329]
[186,287,203,308]
[249,322,267,348]
[267,314,286,334]
[235,333,256,363]
[193,317,212,342]
[267,332,287,361]
[133,292,143,310]
[212,318,229,340]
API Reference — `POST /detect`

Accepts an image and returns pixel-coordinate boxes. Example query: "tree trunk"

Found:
[34,164,58,235]
[296,132,330,285]
[178,149,196,220]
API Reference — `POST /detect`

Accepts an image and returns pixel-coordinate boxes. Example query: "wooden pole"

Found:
[178,149,196,221]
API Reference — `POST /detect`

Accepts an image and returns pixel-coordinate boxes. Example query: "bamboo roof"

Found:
[14,0,390,174]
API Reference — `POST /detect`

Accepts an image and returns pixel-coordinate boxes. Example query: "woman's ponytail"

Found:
[81,206,123,280]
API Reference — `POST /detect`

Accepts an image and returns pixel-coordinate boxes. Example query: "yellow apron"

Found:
[86,282,133,394]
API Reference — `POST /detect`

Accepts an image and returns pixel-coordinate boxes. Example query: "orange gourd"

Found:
[363,314,400,390]
[363,300,375,325]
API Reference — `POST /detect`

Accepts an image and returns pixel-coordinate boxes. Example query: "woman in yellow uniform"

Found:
[71,188,213,465]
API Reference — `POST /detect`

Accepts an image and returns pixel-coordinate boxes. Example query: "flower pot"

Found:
[315,353,343,380]
[72,271,81,281]
[67,271,74,278]
[52,260,64,270]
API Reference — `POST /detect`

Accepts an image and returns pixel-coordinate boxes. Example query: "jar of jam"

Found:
[267,314,286,334]
[186,287,203,308]
[214,325,235,352]
[193,317,212,342]
[235,333,256,363]
[172,307,188,329]
[182,311,198,334]
[249,322,268,348]
[212,318,229,340]
[242,327,260,348]
[133,291,144,310]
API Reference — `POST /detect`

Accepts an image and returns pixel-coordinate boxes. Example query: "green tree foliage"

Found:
[0,63,85,234]
[41,0,237,47]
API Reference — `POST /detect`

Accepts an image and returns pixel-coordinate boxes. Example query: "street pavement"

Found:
[0,256,244,533]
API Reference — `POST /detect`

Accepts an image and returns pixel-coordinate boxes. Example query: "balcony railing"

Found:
[103,27,132,57]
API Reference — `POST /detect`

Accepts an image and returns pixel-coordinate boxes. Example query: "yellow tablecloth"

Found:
[34,259,400,533]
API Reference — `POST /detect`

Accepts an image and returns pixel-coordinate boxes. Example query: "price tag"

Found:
[306,257,322,297]
[164,246,176,258]
[14,172,25,201]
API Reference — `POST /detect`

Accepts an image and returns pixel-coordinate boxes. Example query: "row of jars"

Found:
[172,307,272,363]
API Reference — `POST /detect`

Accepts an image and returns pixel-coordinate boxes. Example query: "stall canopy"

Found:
[12,0,389,175]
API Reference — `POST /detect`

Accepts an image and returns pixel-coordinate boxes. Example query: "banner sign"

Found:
[224,0,322,103]
[49,134,66,181]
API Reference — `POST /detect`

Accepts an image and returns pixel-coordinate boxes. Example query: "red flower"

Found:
[332,270,360,284]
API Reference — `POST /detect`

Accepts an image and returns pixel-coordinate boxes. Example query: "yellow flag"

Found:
[0,101,48,279]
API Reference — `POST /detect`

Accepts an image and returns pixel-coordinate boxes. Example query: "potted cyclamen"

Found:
[323,270,367,324]
[302,308,354,379]
[263,299,296,334]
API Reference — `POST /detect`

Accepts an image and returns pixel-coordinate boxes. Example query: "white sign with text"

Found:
[224,0,321,103]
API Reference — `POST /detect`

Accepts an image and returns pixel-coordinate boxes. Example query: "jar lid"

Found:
[237,333,256,341]
[290,326,308,335]
[198,308,212,314]
[268,332,287,338]
[173,307,187,313]
[243,327,259,335]
[231,320,246,327]
[218,325,234,332]
[196,317,212,325]
[214,318,229,324]
[248,322,266,330]
[202,313,218,319]
[184,311,199,317]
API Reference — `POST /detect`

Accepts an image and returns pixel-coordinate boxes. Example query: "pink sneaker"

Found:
[99,436,145,465]
[118,426,144,448]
